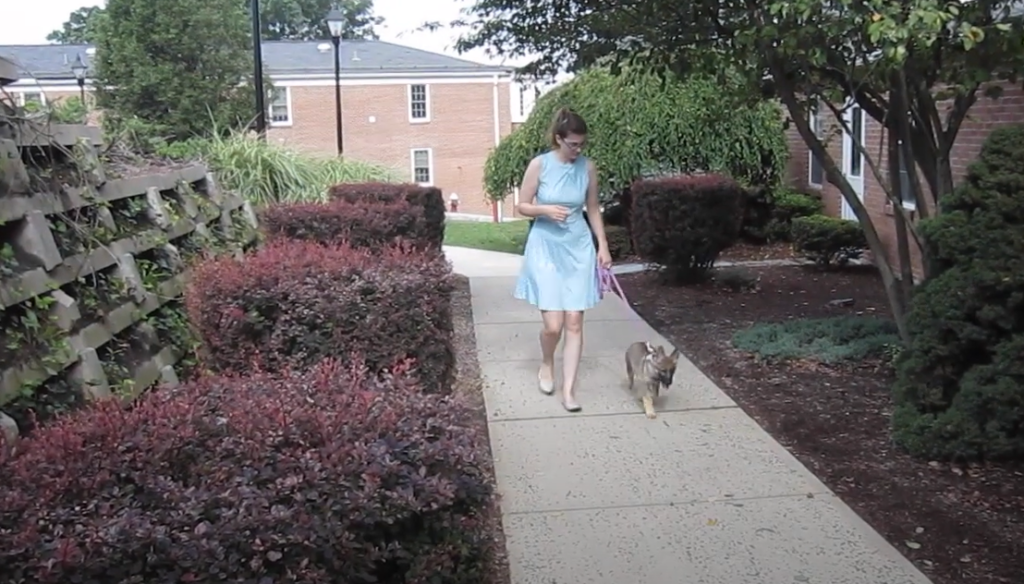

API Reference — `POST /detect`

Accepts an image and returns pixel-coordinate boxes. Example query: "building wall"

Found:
[784,83,1024,277]
[268,78,516,218]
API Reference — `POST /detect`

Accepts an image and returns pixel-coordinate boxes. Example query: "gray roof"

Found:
[0,40,511,81]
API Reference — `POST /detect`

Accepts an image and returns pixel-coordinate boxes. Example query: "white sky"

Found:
[0,0,528,67]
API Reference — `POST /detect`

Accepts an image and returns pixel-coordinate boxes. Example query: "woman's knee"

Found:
[563,312,584,334]
[541,312,564,336]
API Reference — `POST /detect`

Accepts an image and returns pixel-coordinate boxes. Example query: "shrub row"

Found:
[0,182,486,582]
[330,182,446,249]
[627,173,866,275]
[261,197,434,250]
[0,360,492,583]
[186,238,456,392]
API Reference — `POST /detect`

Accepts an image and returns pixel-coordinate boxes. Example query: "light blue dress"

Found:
[514,151,600,312]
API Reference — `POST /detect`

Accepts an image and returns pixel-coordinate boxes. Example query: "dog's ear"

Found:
[668,347,680,363]
[652,344,666,357]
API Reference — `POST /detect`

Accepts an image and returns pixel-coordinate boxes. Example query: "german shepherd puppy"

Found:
[625,341,680,418]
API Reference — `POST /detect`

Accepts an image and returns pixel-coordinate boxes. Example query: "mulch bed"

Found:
[617,265,1024,584]
[614,241,796,266]
[451,275,512,584]
[718,241,797,262]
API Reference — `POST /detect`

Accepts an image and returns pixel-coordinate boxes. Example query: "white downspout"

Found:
[492,73,503,222]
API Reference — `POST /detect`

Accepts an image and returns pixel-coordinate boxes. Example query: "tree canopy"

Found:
[46,6,104,44]
[452,0,1024,339]
[484,67,788,200]
[49,0,383,44]
[259,0,383,40]
[93,0,255,142]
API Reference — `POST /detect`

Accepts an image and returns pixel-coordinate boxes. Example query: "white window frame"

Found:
[408,84,430,123]
[511,84,528,123]
[410,148,434,186]
[268,87,292,127]
[807,101,825,189]
[896,139,917,211]
[17,91,46,107]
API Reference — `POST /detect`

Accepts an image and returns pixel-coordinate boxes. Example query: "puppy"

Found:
[625,341,680,418]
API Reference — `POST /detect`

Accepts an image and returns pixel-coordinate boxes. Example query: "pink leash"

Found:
[598,265,628,304]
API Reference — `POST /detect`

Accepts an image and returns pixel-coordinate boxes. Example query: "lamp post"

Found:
[326,7,345,155]
[70,54,87,103]
[251,0,267,138]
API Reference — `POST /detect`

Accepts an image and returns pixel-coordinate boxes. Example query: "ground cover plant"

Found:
[732,316,899,364]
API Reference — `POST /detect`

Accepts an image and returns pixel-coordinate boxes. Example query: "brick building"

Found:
[784,84,1024,277]
[0,40,547,218]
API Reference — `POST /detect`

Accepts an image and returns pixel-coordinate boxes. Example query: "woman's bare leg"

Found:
[561,311,585,410]
[538,310,564,393]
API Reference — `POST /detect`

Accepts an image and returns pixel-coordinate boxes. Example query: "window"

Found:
[411,148,433,185]
[268,87,291,126]
[18,92,45,107]
[848,106,863,177]
[511,83,543,123]
[808,102,824,187]
[408,84,430,122]
[897,140,916,209]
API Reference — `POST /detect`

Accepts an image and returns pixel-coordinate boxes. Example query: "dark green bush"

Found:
[791,215,867,268]
[605,225,633,260]
[892,124,1024,461]
[631,174,744,284]
[732,316,899,363]
[766,190,823,242]
[739,186,773,243]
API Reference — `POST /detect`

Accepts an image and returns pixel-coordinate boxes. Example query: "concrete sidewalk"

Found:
[444,246,932,584]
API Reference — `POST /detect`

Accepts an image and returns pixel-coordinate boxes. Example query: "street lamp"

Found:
[251,0,268,138]
[326,6,345,155]
[70,54,87,103]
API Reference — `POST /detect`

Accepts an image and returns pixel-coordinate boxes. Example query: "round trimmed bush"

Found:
[791,215,867,268]
[631,174,744,284]
[766,190,823,242]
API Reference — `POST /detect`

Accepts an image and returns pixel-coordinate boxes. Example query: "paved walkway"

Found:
[444,245,931,584]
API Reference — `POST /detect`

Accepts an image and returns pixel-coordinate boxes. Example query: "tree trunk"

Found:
[768,67,910,340]
[889,123,915,315]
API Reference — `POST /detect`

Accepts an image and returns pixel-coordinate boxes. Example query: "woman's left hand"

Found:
[598,247,613,269]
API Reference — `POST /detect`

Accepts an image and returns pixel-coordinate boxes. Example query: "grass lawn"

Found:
[444,220,529,255]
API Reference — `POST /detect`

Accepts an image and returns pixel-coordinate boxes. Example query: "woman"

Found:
[514,107,613,412]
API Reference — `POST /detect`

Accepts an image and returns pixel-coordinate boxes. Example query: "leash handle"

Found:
[598,266,628,305]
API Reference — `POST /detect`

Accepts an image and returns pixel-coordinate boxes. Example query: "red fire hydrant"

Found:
[449,193,459,212]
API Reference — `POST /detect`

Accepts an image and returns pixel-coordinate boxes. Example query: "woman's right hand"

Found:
[544,205,571,222]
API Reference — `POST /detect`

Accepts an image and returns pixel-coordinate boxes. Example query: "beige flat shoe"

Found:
[562,397,581,412]
[538,373,555,395]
